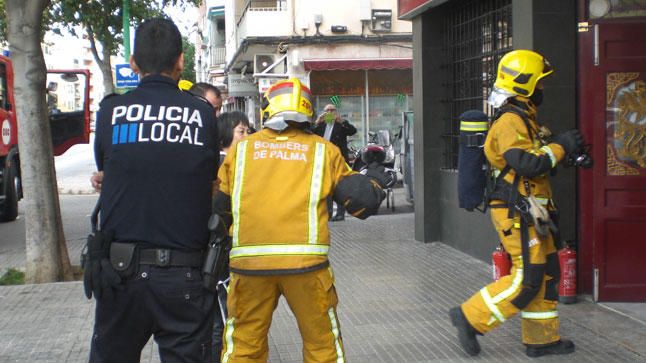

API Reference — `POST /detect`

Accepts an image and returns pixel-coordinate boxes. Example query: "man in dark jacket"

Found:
[88,18,219,362]
[312,104,357,221]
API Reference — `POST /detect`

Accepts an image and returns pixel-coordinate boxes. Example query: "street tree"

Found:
[50,0,201,95]
[181,36,196,83]
[5,0,74,283]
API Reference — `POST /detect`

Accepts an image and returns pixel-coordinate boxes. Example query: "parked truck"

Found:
[0,54,91,222]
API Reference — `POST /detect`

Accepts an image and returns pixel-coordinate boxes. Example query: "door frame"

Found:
[578,2,646,300]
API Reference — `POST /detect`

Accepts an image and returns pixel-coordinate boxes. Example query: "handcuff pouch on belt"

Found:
[203,214,231,292]
[109,242,139,278]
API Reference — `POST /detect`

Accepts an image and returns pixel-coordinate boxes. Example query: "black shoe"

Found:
[449,306,481,356]
[526,339,575,358]
[330,215,345,222]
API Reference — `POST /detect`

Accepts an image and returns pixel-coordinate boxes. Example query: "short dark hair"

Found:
[218,111,250,149]
[133,18,182,75]
[190,82,221,99]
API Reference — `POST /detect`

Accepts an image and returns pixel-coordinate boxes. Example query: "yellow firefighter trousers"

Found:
[220,267,345,363]
[461,207,561,345]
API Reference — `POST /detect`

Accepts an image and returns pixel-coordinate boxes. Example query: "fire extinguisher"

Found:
[492,244,511,281]
[558,241,577,304]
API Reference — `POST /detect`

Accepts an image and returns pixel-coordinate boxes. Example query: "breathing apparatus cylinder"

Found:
[558,242,577,304]
[492,244,511,281]
[457,110,489,211]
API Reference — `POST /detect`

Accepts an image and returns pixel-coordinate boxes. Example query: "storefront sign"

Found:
[228,74,258,97]
[258,78,282,94]
[398,0,449,19]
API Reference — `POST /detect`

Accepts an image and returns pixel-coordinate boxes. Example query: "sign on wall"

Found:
[228,74,258,97]
[115,64,140,88]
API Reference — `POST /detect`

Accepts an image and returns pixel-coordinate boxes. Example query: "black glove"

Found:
[83,230,122,300]
[552,129,584,155]
[364,162,391,188]
[333,174,385,220]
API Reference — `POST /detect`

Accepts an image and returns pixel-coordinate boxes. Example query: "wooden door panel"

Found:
[604,220,646,285]
[592,23,646,301]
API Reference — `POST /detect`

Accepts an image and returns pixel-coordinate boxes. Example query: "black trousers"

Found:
[89,265,215,363]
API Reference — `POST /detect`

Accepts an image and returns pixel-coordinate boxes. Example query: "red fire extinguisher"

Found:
[492,244,511,281]
[558,241,577,304]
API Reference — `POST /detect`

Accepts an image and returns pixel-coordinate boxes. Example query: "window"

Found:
[442,0,512,169]
[0,64,7,110]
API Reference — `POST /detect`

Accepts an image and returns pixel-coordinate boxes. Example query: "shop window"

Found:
[442,0,512,169]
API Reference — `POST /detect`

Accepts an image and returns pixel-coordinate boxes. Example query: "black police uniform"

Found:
[91,75,219,362]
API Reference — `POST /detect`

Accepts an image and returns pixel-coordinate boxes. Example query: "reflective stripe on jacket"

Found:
[484,99,565,199]
[217,127,354,272]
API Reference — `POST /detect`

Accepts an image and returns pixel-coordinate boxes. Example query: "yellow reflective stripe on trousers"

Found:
[231,140,248,247]
[327,307,345,363]
[309,143,325,244]
[221,317,235,363]
[492,256,524,304]
[521,311,559,319]
[460,121,488,131]
[480,287,506,323]
[540,145,557,167]
[229,244,329,258]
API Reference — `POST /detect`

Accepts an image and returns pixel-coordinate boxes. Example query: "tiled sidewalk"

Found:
[1,211,645,362]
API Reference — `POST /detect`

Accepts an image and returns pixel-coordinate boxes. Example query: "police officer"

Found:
[88,18,219,362]
[213,78,387,362]
[449,50,584,358]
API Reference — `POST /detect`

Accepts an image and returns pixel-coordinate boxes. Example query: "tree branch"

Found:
[86,23,104,68]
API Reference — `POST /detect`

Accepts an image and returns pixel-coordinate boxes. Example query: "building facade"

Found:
[400,0,646,302]
[196,0,228,90]
[219,0,413,149]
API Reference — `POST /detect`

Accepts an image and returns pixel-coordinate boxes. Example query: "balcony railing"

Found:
[210,47,226,66]
[236,0,287,25]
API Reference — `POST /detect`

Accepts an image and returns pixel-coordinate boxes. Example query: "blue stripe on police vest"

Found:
[112,125,119,144]
[128,123,138,143]
[119,124,129,144]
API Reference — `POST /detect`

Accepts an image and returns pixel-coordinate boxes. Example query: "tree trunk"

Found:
[86,25,115,95]
[100,47,115,95]
[6,0,73,283]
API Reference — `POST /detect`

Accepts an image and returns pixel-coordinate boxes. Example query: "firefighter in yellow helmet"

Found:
[213,78,387,362]
[449,50,584,358]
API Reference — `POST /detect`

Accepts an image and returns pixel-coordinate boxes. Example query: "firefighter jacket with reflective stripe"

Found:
[217,127,354,273]
[484,99,566,200]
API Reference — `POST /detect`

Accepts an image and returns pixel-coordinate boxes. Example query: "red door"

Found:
[579,19,646,301]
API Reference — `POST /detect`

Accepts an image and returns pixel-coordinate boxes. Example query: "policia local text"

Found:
[110,104,205,146]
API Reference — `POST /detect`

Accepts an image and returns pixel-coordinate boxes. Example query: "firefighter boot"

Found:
[526,339,575,358]
[449,307,481,356]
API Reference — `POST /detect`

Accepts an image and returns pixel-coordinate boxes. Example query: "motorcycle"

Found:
[351,130,398,211]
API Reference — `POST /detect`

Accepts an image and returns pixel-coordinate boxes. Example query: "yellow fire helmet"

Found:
[178,79,193,91]
[261,78,313,131]
[488,50,554,107]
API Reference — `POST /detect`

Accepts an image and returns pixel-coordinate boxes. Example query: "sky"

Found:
[164,3,199,37]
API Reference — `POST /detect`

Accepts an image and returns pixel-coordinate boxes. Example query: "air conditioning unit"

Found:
[371,9,392,32]
[254,54,286,75]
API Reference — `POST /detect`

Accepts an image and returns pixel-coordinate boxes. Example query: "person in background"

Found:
[191,82,223,117]
[312,104,357,221]
[217,111,251,163]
